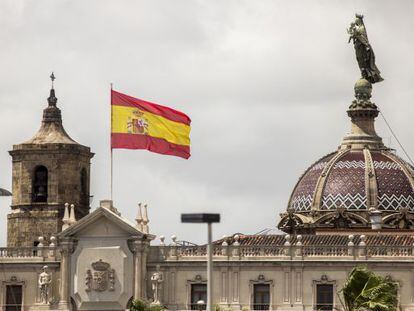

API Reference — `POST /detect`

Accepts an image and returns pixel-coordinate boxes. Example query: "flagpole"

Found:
[110,83,113,202]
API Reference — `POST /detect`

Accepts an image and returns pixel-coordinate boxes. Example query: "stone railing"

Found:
[366,245,413,257]
[301,245,349,257]
[0,247,41,258]
[149,234,414,262]
[0,236,59,262]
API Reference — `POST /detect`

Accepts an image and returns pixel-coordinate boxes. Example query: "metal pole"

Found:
[110,83,113,201]
[207,222,213,311]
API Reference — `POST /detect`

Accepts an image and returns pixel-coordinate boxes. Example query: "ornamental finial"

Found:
[50,72,55,89]
[47,72,58,107]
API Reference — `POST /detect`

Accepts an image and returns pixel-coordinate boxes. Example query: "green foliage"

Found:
[339,266,399,311]
[213,304,233,311]
[130,299,165,311]
[148,304,165,311]
[131,300,148,311]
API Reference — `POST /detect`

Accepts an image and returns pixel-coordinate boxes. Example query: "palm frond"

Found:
[339,266,398,311]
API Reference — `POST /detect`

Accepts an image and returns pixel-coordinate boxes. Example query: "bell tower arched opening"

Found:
[32,165,48,203]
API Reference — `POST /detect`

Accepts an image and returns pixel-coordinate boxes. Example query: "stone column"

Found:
[141,242,150,300]
[131,239,150,300]
[58,239,75,310]
[132,240,144,300]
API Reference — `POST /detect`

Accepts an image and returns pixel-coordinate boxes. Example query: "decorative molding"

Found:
[1,275,25,286]
[220,270,227,303]
[312,275,337,310]
[249,274,274,310]
[187,274,206,284]
[295,271,302,303]
[283,271,290,303]
[1,276,26,310]
[186,274,206,310]
[382,208,414,229]
[313,208,368,228]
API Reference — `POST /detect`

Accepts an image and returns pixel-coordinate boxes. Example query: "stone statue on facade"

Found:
[347,14,383,84]
[151,265,164,305]
[38,265,52,304]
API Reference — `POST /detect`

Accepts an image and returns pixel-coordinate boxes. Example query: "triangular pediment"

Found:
[58,207,154,239]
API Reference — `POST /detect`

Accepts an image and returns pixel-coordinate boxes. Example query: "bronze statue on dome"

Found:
[347,14,383,84]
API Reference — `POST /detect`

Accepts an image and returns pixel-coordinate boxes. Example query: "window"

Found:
[5,285,22,311]
[190,284,206,310]
[253,284,270,310]
[33,166,48,202]
[316,284,333,311]
[80,168,88,204]
[81,168,87,195]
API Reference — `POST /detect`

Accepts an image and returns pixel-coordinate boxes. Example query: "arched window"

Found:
[80,168,88,204]
[81,168,88,195]
[33,165,48,202]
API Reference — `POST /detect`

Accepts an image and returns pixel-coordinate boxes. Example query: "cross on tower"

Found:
[50,72,55,89]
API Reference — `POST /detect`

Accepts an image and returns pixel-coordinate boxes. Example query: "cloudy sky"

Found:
[0,0,414,245]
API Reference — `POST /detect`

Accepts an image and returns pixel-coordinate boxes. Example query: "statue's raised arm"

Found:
[348,14,383,84]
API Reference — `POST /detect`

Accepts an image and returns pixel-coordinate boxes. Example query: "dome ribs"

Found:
[311,150,350,211]
[288,153,336,212]
[372,151,414,211]
[364,149,378,209]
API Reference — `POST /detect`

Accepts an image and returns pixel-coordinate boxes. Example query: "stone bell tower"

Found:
[7,74,94,247]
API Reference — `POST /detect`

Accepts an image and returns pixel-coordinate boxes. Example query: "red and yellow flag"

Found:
[111,90,191,159]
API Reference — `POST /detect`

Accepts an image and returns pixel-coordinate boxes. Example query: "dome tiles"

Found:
[288,149,414,213]
[278,77,414,233]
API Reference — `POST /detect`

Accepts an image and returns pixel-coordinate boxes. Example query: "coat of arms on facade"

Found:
[85,259,115,292]
[127,109,149,135]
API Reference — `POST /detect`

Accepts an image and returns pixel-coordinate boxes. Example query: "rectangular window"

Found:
[191,284,207,310]
[316,284,333,311]
[253,284,270,310]
[5,285,22,311]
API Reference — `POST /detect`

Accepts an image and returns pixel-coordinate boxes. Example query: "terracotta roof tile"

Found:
[214,234,414,246]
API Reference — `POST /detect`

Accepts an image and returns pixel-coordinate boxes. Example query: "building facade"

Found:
[2,45,414,311]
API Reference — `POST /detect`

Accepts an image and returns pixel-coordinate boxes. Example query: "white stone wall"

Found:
[148,261,414,311]
[0,264,60,310]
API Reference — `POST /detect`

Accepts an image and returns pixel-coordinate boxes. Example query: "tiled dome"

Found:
[289,149,414,212]
[278,78,414,233]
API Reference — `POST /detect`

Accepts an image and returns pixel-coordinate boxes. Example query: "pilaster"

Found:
[58,238,76,310]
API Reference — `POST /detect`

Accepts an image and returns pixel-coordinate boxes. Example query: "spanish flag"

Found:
[111,90,191,159]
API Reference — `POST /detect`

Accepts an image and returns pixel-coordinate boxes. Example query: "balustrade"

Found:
[151,243,414,261]
[366,245,413,257]
[0,247,42,258]
[0,245,59,261]
[302,245,349,257]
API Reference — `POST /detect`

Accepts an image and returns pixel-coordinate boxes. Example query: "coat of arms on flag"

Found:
[127,109,149,135]
[111,90,191,159]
